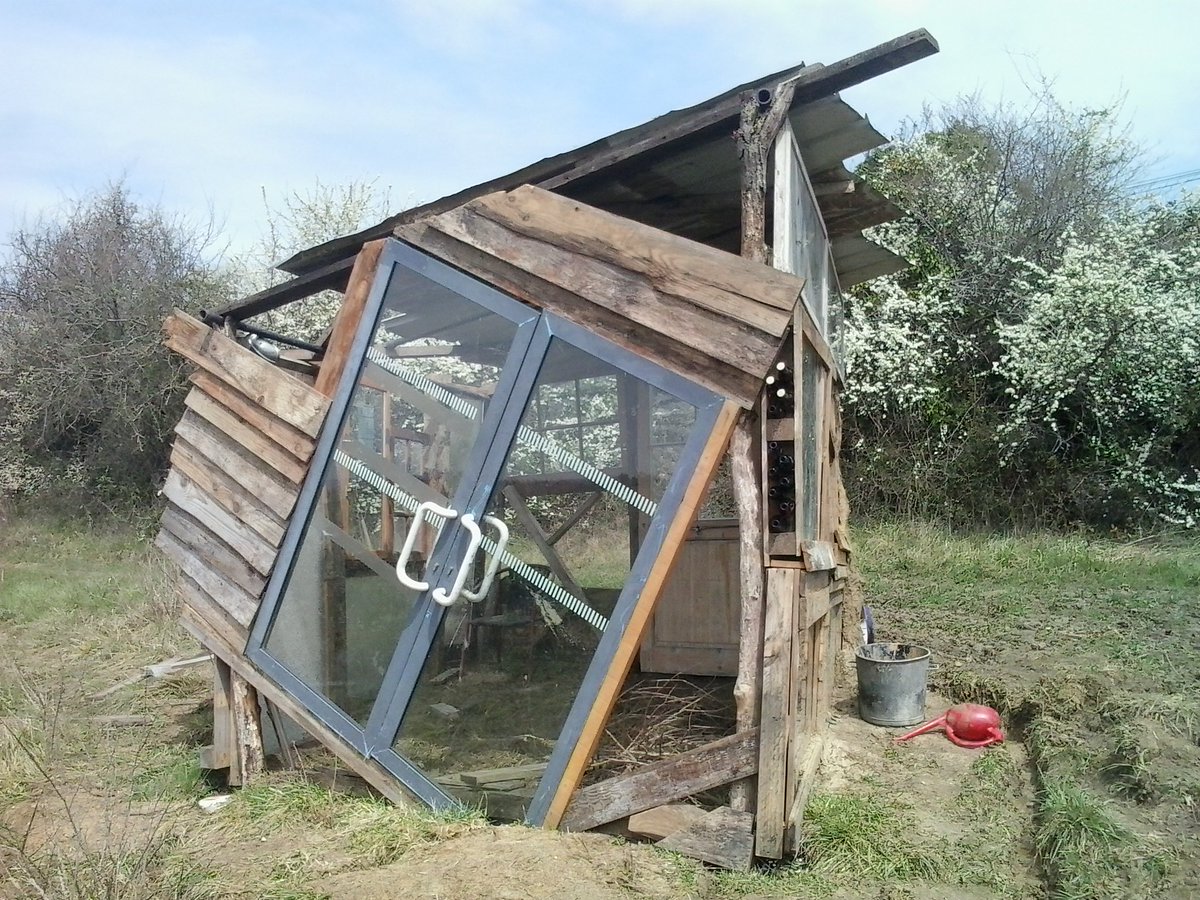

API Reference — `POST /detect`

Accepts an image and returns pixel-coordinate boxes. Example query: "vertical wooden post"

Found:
[754,567,798,858]
[203,655,240,782]
[231,671,265,784]
[728,414,764,813]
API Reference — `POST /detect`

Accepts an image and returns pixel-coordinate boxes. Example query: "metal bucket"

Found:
[855,642,931,727]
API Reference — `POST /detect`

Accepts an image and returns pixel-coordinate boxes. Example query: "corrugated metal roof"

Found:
[276,34,937,288]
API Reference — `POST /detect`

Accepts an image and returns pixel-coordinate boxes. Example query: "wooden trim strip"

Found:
[314,240,385,396]
[559,728,759,832]
[544,399,741,828]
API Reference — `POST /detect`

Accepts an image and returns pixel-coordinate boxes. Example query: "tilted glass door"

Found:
[249,243,725,817]
[247,243,538,751]
[369,315,723,822]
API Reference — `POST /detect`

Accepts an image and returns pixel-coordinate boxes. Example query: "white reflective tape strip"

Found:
[333,448,608,632]
[365,348,657,517]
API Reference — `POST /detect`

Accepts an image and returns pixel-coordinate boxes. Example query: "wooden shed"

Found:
[156,30,938,868]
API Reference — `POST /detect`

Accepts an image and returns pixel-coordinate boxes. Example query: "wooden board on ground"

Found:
[560,728,758,832]
[627,804,709,841]
[657,806,755,871]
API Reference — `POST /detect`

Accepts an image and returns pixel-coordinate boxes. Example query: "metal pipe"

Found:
[199,310,324,355]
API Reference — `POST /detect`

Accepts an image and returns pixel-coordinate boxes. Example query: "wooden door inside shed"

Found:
[639,519,740,676]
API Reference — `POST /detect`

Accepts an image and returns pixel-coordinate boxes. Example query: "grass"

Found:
[856,519,1200,899]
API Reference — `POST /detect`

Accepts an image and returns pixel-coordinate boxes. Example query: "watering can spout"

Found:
[896,714,947,742]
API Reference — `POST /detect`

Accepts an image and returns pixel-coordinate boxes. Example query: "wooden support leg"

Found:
[200,656,239,781]
[232,671,265,785]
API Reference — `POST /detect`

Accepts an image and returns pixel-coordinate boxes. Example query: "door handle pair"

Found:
[394,501,509,607]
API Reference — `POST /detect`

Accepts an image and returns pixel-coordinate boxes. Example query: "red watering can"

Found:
[895,703,1004,749]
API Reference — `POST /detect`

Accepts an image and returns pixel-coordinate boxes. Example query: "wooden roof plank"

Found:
[470,186,800,323]
[423,203,783,380]
[396,223,762,406]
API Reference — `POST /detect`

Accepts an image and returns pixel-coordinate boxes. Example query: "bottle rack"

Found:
[762,339,799,559]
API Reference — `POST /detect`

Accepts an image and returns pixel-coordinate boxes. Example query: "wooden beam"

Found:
[783,29,939,107]
[213,256,355,320]
[559,728,759,832]
[314,239,385,396]
[755,567,798,859]
[728,413,765,813]
[501,486,589,602]
[231,671,265,785]
[545,400,741,828]
[547,491,603,546]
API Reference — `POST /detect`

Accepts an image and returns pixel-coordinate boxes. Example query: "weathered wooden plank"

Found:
[729,413,765,814]
[658,806,755,872]
[174,411,299,520]
[546,401,742,828]
[471,186,800,323]
[163,311,328,438]
[190,370,314,461]
[803,584,833,629]
[204,656,236,775]
[172,572,250,657]
[183,389,309,484]
[800,540,836,572]
[315,240,385,396]
[627,803,708,841]
[170,440,287,546]
[160,503,267,601]
[560,728,758,833]
[397,223,762,407]
[231,671,264,786]
[155,527,259,628]
[788,734,826,831]
[755,567,798,859]
[162,469,276,576]
[426,209,781,380]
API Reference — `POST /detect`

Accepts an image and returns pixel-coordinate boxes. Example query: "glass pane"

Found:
[800,341,824,540]
[390,338,699,819]
[264,264,522,726]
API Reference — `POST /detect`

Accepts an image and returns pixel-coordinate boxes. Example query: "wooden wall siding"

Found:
[639,521,741,677]
[395,186,803,409]
[157,310,331,643]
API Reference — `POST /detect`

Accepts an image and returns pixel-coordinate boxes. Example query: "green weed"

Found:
[801,792,950,882]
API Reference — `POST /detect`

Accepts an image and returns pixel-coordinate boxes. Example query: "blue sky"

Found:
[2,0,1196,257]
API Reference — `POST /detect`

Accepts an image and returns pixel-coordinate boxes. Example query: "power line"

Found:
[1129,167,1200,193]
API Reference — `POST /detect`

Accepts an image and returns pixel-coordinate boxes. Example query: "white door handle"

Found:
[396,501,457,591]
[462,515,510,603]
[432,513,483,607]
